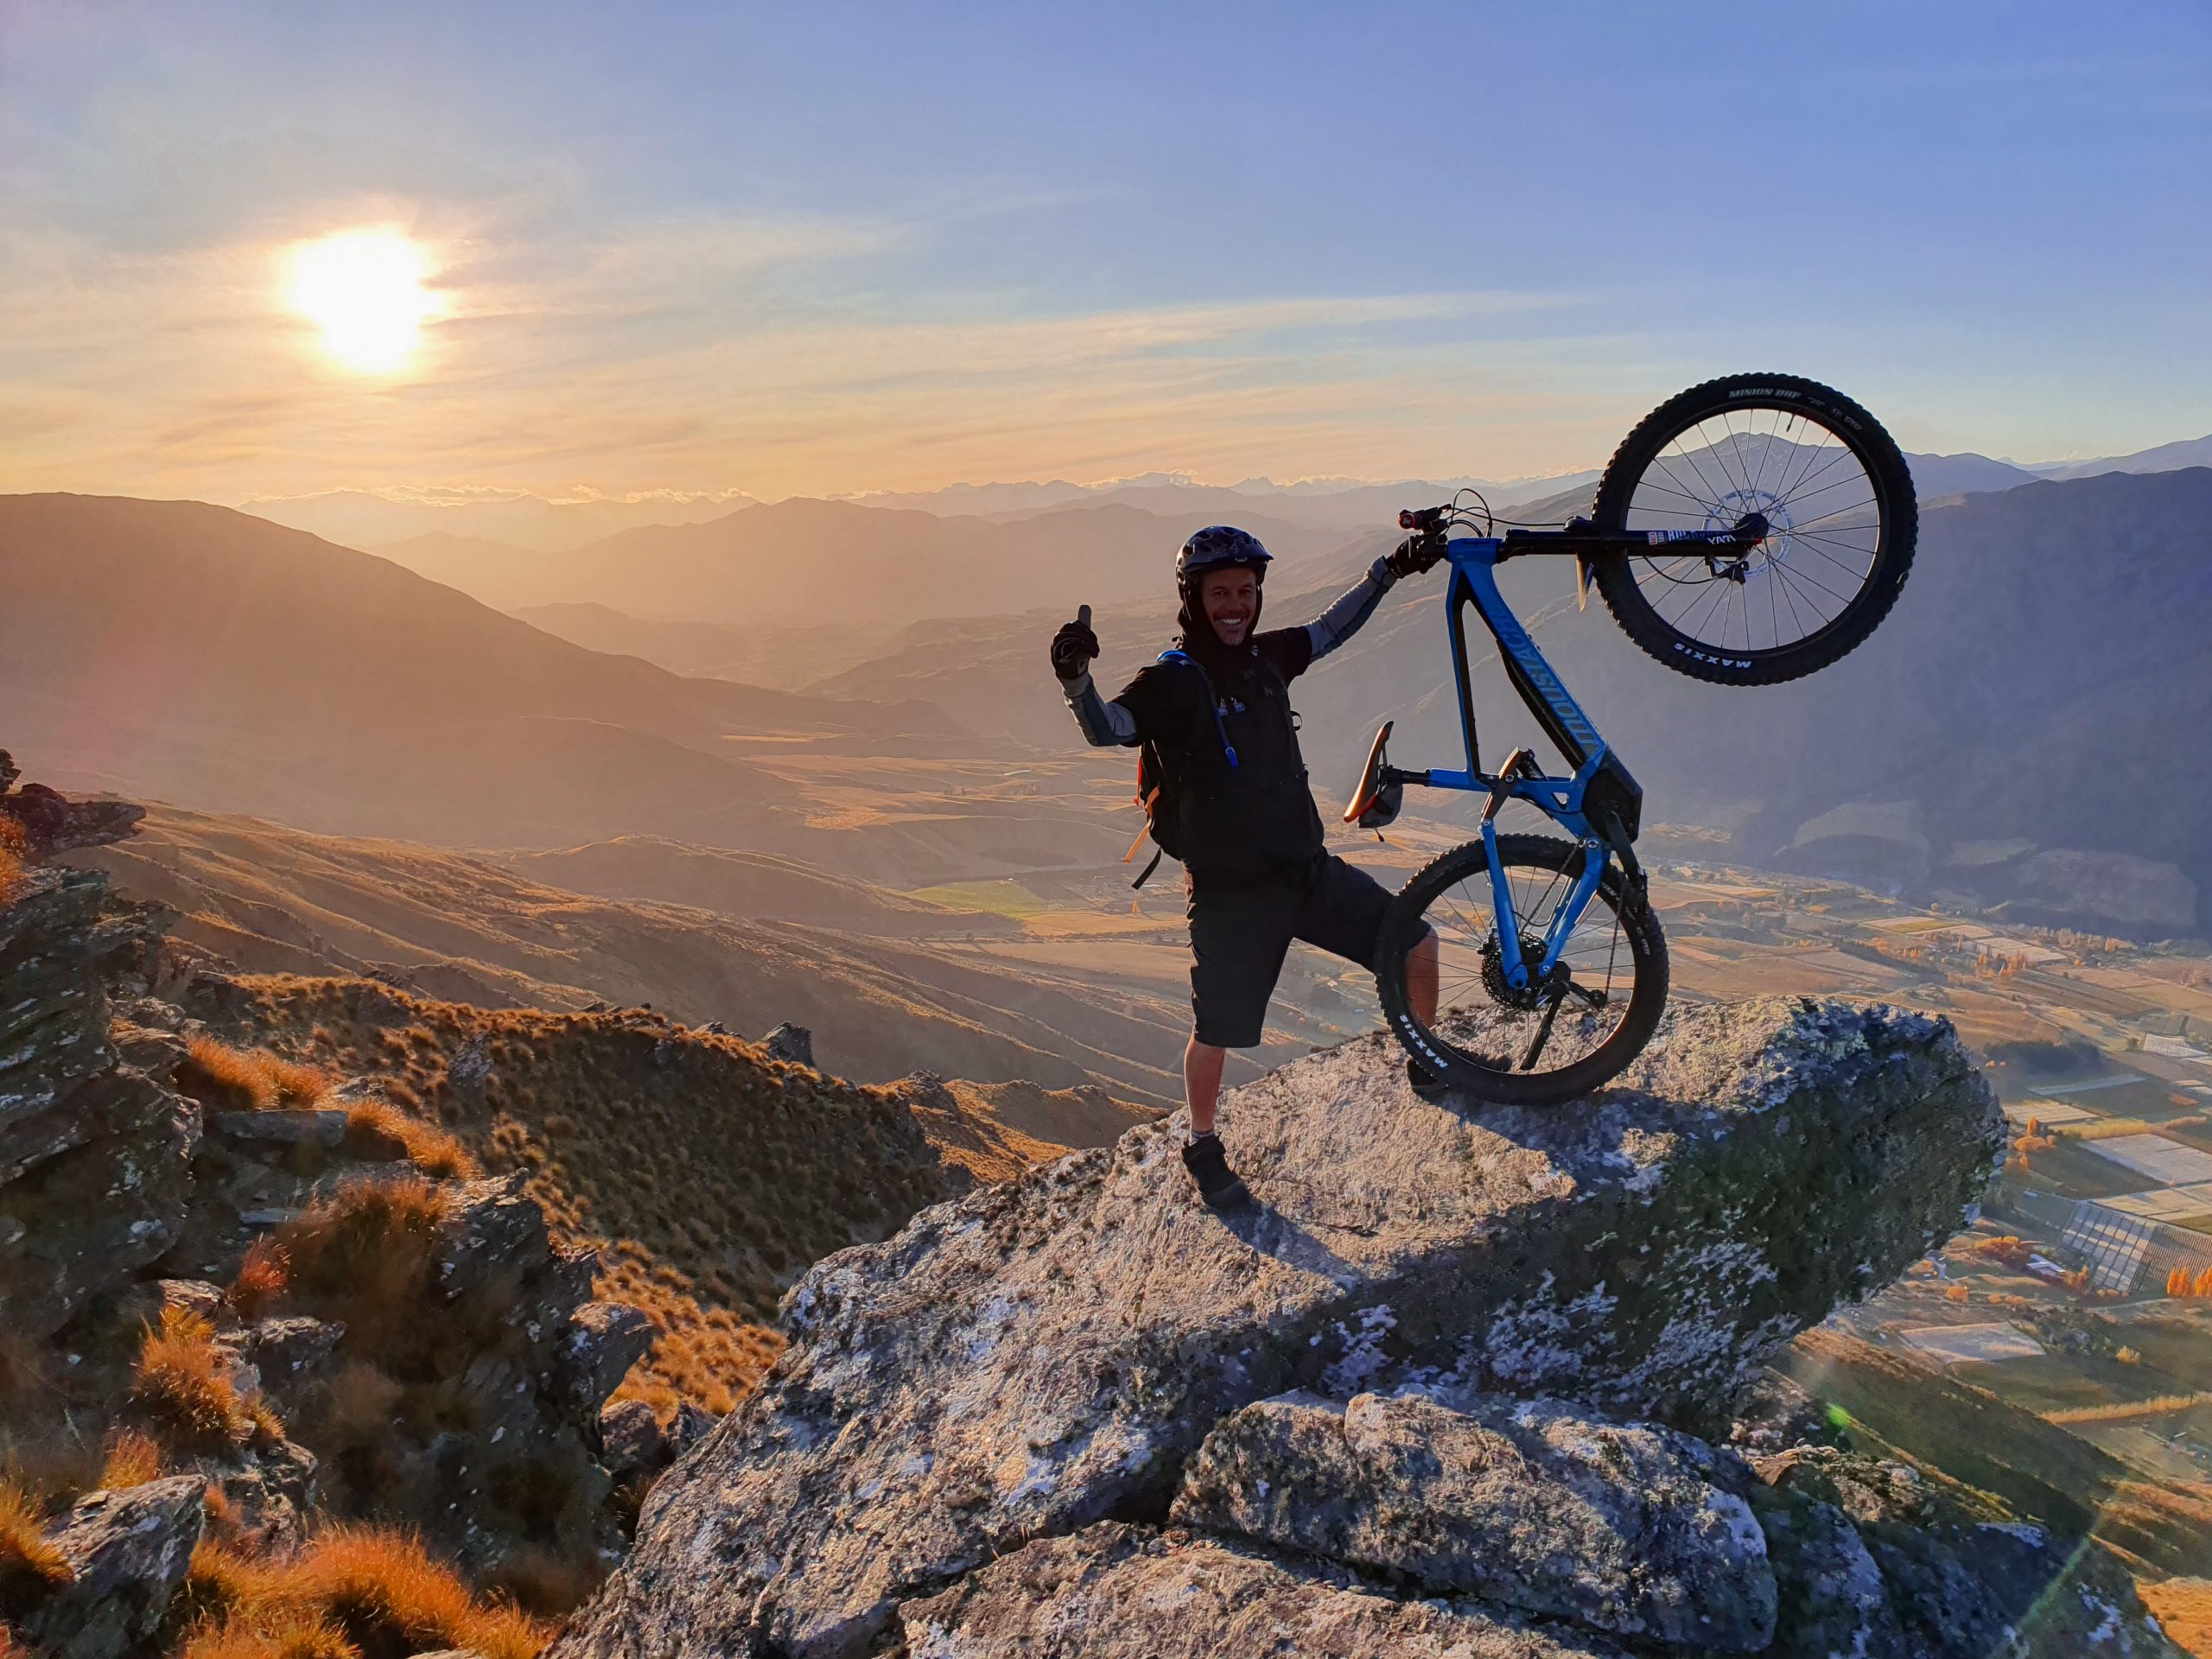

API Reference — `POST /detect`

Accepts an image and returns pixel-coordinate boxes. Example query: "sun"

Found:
[283,228,441,374]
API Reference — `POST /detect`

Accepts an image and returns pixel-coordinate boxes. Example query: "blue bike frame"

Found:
[1389,537,1648,994]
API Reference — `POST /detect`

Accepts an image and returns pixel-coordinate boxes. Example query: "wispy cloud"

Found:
[0,193,1642,501]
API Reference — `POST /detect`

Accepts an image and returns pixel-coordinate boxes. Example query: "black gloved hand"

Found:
[1051,603,1100,681]
[1386,534,1445,580]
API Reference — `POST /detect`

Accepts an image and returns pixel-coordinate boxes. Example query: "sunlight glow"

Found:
[283,229,440,374]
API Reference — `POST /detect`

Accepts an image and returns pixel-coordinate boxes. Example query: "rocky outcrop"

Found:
[0,752,145,858]
[1172,1389,1776,1649]
[555,998,2003,1658]
[1,863,197,1337]
[899,1522,1624,1658]
[15,1476,205,1659]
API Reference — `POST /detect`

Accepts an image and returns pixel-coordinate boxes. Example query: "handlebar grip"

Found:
[1077,604,1091,627]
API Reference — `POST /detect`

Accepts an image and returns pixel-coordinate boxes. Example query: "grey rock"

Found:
[1171,1389,1776,1649]
[897,1523,1624,1658]
[1755,1491,1904,1657]
[447,1033,494,1088]
[762,1021,814,1066]
[1753,1446,2183,1656]
[558,1300,654,1421]
[667,1400,719,1459]
[599,1398,667,1477]
[208,1107,352,1147]
[21,1475,205,1659]
[555,998,2001,1659]
[435,1171,552,1304]
[219,1314,346,1414]
[0,772,144,856]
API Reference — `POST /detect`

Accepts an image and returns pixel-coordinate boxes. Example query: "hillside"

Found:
[63,802,1188,1104]
[372,494,1353,631]
[0,494,969,853]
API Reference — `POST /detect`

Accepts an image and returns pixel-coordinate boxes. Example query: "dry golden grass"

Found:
[130,1308,253,1456]
[228,1238,291,1320]
[212,975,1000,1414]
[0,817,28,906]
[340,1097,477,1179]
[0,1480,71,1620]
[179,1038,333,1114]
[2141,1578,2212,1657]
[173,1529,547,1659]
[96,1427,166,1490]
[276,1176,451,1357]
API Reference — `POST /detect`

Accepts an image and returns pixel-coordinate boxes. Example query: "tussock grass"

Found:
[0,817,29,906]
[173,1529,547,1659]
[130,1308,254,1456]
[212,974,982,1414]
[276,1177,451,1363]
[97,1427,166,1490]
[2139,1577,2212,1657]
[2044,1390,2212,1425]
[228,1238,291,1320]
[0,1480,71,1620]
[340,1098,476,1179]
[179,1039,332,1114]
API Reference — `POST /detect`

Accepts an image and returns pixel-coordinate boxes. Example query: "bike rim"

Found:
[1416,855,1636,1077]
[1618,401,1885,659]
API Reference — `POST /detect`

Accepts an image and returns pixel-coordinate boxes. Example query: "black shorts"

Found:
[1186,853,1402,1050]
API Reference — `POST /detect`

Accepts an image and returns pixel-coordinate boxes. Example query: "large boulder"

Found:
[555,998,2001,1659]
[1170,1389,1776,1650]
[18,1476,205,1659]
[897,1522,1624,1659]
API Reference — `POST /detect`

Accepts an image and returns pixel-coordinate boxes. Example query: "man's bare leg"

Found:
[1184,1036,1227,1137]
[1407,927,1440,1027]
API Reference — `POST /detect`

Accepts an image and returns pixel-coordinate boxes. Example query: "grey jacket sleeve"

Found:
[1059,671,1140,747]
[1305,556,1400,664]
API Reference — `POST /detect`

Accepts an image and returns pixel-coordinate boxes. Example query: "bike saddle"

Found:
[1344,720,1402,830]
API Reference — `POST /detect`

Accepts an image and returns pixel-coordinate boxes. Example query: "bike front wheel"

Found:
[1590,373,1916,685]
[1376,834,1668,1105]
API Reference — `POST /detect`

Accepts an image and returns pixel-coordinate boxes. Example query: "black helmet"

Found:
[1176,525,1271,646]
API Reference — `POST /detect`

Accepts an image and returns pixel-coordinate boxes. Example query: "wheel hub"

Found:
[1703,487,1792,578]
[1480,935,1572,1012]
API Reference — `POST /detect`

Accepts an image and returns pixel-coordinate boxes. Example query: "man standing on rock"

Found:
[1051,525,1443,1210]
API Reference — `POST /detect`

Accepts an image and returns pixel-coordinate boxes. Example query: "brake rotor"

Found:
[1479,934,1573,1013]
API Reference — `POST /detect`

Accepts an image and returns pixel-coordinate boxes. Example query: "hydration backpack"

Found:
[1124,650,1239,889]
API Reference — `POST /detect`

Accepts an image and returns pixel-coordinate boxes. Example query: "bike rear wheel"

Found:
[1376,834,1667,1105]
[1590,373,1916,685]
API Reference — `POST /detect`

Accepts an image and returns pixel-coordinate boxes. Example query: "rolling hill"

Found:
[0,493,968,852]
[64,803,1189,1103]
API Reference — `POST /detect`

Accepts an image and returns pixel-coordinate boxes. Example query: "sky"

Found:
[1,1,2206,505]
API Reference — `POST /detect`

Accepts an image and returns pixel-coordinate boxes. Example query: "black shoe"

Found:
[1181,1132,1254,1211]
[1406,1055,1451,1101]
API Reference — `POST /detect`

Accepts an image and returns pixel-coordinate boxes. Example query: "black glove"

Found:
[1051,603,1100,681]
[1386,534,1445,580]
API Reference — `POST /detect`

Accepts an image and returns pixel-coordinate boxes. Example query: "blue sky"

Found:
[1,1,2204,500]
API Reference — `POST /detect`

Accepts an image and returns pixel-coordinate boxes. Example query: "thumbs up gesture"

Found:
[1051,602,1100,682]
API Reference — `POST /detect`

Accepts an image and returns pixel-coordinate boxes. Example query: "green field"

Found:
[907,880,1050,919]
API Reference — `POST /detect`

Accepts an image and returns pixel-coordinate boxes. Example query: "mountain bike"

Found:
[1351,373,1916,1103]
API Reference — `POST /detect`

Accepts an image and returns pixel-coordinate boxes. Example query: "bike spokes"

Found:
[1623,405,1881,658]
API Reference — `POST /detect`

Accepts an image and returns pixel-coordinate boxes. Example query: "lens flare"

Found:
[284,229,440,374]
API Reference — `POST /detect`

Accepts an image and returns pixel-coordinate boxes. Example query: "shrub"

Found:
[97,1428,166,1490]
[0,1481,71,1621]
[341,1099,477,1179]
[229,1238,291,1320]
[180,1039,332,1114]
[130,1308,251,1455]
[178,1612,361,1659]
[1943,1283,1970,1303]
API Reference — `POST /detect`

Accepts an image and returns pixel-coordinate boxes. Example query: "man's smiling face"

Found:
[1199,567,1259,648]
